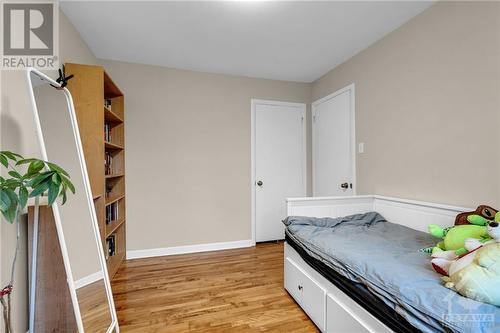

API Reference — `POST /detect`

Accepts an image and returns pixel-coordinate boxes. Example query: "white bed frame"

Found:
[284,195,470,333]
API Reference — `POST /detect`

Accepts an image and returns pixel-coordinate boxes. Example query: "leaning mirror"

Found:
[27,68,118,333]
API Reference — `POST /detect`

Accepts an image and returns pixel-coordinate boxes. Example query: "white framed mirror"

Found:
[26,68,119,333]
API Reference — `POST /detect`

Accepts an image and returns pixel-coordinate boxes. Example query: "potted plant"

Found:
[0,150,74,333]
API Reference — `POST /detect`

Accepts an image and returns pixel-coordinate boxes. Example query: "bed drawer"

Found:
[326,293,369,333]
[285,257,326,331]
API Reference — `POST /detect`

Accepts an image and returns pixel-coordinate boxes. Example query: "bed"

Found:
[283,195,500,333]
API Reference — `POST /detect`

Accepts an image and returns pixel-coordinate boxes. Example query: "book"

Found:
[106,234,116,257]
[105,183,112,198]
[106,201,119,224]
[104,123,112,142]
[104,98,112,110]
[105,151,113,175]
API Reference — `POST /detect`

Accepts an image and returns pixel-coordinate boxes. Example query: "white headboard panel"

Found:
[286,195,470,232]
[287,196,374,218]
[373,196,469,232]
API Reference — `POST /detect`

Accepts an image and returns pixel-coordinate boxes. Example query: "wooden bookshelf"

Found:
[104,106,123,123]
[104,141,124,150]
[106,194,125,206]
[65,63,126,279]
[106,218,126,237]
[105,173,125,179]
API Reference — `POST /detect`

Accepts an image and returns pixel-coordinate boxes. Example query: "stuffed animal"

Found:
[454,205,498,225]
[427,217,489,256]
[431,214,500,275]
[442,240,500,306]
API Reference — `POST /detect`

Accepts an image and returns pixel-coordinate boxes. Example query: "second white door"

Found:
[254,100,306,242]
[312,85,355,197]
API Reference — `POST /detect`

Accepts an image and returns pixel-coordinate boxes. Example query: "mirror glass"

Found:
[29,71,114,332]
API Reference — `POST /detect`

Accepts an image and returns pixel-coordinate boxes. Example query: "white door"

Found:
[312,85,355,197]
[253,100,306,242]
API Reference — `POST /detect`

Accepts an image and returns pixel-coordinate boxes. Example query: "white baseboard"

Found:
[74,271,104,289]
[126,239,254,260]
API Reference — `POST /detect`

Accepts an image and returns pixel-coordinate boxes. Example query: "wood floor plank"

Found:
[111,242,318,332]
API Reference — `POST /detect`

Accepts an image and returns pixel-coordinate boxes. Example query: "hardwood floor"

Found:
[112,242,318,332]
[77,279,113,332]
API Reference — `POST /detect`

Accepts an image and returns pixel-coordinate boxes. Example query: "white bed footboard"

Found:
[284,195,470,332]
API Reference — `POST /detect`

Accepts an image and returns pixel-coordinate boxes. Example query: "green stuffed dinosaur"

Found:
[427,214,492,256]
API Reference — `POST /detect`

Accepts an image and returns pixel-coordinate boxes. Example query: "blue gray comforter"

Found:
[284,212,500,333]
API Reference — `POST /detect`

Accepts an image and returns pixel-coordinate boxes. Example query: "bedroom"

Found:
[0,0,499,332]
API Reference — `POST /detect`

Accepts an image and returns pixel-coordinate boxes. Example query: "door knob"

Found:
[256,180,263,187]
[340,182,349,189]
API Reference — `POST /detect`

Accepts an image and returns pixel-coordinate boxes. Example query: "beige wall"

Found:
[1,1,499,330]
[100,59,311,250]
[0,12,97,332]
[312,1,500,208]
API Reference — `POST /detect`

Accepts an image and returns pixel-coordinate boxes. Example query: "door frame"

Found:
[251,99,307,245]
[311,83,356,196]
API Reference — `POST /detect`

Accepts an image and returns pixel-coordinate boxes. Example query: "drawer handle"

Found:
[298,285,303,291]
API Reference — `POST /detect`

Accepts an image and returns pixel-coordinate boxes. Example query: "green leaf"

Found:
[1,151,21,161]
[16,158,37,166]
[60,190,67,205]
[47,181,60,205]
[4,205,17,223]
[1,208,12,223]
[18,186,28,209]
[0,152,75,214]
[29,181,50,198]
[8,171,22,179]
[0,155,8,168]
[28,160,45,175]
[27,172,53,187]
[51,173,61,185]
[3,178,19,189]
[3,189,18,223]
[0,189,11,211]
[5,188,18,203]
[62,177,75,194]
[46,162,70,177]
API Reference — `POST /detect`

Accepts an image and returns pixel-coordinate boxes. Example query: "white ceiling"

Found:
[61,1,433,83]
